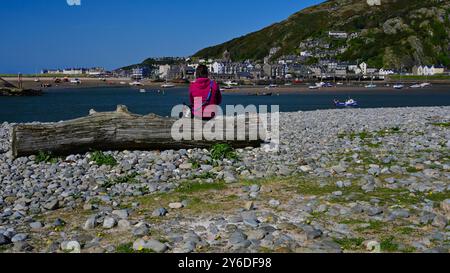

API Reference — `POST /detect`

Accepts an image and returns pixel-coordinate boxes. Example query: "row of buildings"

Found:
[119,59,448,82]
[41,67,107,76]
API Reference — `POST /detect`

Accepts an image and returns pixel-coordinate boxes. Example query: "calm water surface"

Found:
[1,86,450,123]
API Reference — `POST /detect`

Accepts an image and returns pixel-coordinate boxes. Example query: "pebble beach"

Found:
[0,106,449,253]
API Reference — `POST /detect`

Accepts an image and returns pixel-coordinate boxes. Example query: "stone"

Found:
[83,216,97,230]
[332,165,346,174]
[11,233,28,243]
[179,163,193,170]
[13,241,33,252]
[367,207,383,216]
[300,165,312,172]
[102,217,117,229]
[229,231,247,245]
[365,240,381,253]
[112,209,129,219]
[118,220,131,230]
[246,229,267,241]
[132,224,149,237]
[269,199,281,208]
[390,209,410,219]
[420,213,436,225]
[250,185,261,193]
[145,240,168,253]
[133,239,167,253]
[29,222,43,230]
[224,172,237,183]
[368,167,381,176]
[432,215,448,229]
[441,199,450,214]
[169,202,184,209]
[0,234,11,246]
[61,241,81,253]
[43,200,59,211]
[83,203,95,211]
[152,208,168,217]
[304,227,323,240]
[243,217,260,228]
[244,201,254,211]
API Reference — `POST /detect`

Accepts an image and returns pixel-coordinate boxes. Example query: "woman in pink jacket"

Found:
[189,65,222,120]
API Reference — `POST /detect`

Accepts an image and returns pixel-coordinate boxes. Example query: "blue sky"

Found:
[0,0,324,73]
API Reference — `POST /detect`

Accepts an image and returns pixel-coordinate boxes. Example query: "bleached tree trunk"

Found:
[11,105,265,158]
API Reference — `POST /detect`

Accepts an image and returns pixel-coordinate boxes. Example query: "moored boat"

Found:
[365,84,377,88]
[334,99,359,107]
[393,84,404,90]
[129,81,143,86]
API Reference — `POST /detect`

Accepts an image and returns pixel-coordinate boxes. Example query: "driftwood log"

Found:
[11,105,266,158]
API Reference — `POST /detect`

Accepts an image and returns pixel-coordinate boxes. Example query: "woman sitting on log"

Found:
[188,64,222,121]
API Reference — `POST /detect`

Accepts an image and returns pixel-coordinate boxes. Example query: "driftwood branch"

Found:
[11,105,266,158]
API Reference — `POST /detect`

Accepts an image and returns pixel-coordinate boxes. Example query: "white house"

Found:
[211,61,225,74]
[413,65,444,76]
[379,69,395,76]
[359,62,368,75]
[367,0,381,6]
[63,68,85,75]
[159,64,171,79]
[87,67,105,76]
[328,31,348,39]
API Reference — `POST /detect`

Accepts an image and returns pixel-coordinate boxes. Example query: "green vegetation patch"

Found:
[431,122,450,128]
[90,151,118,166]
[210,144,238,161]
[115,243,154,254]
[177,181,227,194]
[380,236,399,252]
[334,237,365,251]
[35,151,59,164]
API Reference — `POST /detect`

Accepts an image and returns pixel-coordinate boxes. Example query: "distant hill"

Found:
[193,0,450,69]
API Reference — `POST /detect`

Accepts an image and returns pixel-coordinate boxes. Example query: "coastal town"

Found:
[40,44,449,84]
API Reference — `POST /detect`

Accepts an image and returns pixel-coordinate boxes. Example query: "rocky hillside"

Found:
[194,0,450,69]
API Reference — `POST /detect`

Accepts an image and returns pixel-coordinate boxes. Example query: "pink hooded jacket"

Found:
[189,78,222,119]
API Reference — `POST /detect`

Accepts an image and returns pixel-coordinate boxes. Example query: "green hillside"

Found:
[194,0,450,69]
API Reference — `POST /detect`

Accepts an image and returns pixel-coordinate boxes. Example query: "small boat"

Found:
[129,81,143,86]
[139,89,146,93]
[365,84,377,88]
[161,83,176,88]
[70,79,81,84]
[393,84,404,90]
[410,82,431,88]
[120,81,127,85]
[309,84,320,90]
[224,80,238,86]
[334,99,359,107]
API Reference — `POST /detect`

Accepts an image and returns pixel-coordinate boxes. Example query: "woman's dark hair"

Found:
[196,64,209,78]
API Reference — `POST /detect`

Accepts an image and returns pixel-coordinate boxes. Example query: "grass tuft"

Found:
[210,144,237,161]
[35,151,59,164]
[90,151,117,166]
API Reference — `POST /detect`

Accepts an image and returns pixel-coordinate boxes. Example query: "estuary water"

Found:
[1,86,450,123]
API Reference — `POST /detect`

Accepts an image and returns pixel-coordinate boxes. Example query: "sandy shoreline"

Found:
[3,77,450,95]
